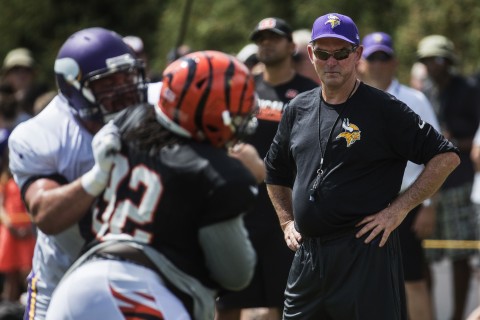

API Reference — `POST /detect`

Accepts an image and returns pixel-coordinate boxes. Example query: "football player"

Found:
[45,50,261,319]
[8,27,147,319]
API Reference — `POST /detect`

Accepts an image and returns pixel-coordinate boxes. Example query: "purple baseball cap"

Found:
[311,13,360,45]
[362,32,394,58]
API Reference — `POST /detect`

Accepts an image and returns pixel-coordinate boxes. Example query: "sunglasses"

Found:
[313,46,357,61]
[366,52,393,62]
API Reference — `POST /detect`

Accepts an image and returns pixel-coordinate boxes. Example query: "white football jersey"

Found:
[9,95,94,319]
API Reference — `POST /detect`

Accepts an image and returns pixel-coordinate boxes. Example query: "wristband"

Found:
[81,166,110,196]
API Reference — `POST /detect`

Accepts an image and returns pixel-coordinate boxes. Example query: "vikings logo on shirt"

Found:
[325,15,341,29]
[336,118,361,147]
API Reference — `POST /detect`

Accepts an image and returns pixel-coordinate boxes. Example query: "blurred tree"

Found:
[1,0,479,88]
[0,0,163,88]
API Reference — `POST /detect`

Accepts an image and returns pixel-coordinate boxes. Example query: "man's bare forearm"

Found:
[392,152,460,214]
[266,184,293,231]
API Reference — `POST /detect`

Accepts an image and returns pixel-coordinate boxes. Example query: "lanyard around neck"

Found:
[309,81,358,202]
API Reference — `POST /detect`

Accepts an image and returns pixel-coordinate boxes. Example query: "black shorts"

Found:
[283,229,407,320]
[398,205,426,281]
[216,223,294,309]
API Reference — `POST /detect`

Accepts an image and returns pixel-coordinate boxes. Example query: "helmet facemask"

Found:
[86,62,146,123]
[54,28,147,127]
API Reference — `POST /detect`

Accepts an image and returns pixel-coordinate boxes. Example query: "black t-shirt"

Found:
[265,83,459,237]
[244,73,317,229]
[91,105,258,289]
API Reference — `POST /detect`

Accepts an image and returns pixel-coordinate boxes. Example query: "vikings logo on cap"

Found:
[372,33,384,43]
[325,14,341,29]
[311,13,360,45]
[337,118,361,147]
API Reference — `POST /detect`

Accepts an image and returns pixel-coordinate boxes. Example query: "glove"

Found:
[81,120,121,196]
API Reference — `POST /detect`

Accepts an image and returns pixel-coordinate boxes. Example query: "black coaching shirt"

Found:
[244,73,317,229]
[265,83,458,237]
[91,105,258,289]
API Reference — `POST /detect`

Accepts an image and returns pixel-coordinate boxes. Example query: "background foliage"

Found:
[1,0,479,88]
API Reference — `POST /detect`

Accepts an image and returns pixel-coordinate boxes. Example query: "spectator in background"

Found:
[0,135,36,303]
[417,34,480,320]
[0,92,35,302]
[123,36,148,66]
[0,85,30,129]
[1,48,48,116]
[166,44,192,65]
[216,17,317,320]
[468,110,480,320]
[358,31,438,320]
[292,29,320,84]
[32,91,56,116]
[122,35,162,82]
[236,43,262,74]
[410,61,429,91]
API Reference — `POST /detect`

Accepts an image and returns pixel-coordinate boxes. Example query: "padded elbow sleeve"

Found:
[198,215,256,291]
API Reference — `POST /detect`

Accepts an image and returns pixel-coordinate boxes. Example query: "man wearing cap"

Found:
[359,31,439,320]
[1,47,48,116]
[417,35,480,320]
[264,13,460,319]
[215,17,317,320]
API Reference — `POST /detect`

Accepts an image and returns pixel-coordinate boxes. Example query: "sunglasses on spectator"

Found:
[312,46,357,61]
[366,52,393,62]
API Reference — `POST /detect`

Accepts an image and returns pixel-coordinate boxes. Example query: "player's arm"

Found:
[24,178,95,234]
[198,215,256,291]
[25,121,121,235]
[228,142,266,183]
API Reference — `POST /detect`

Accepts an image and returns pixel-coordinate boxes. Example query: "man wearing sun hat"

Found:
[417,34,480,320]
[1,47,49,116]
[360,31,439,320]
[264,13,460,319]
[1,48,36,104]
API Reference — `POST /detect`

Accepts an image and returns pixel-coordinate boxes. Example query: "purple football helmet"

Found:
[54,27,146,124]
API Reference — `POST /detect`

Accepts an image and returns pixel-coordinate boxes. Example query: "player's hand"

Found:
[355,206,408,247]
[81,121,121,196]
[282,220,302,251]
[92,120,121,173]
[228,143,266,183]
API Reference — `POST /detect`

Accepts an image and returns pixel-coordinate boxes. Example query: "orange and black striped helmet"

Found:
[154,50,257,148]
